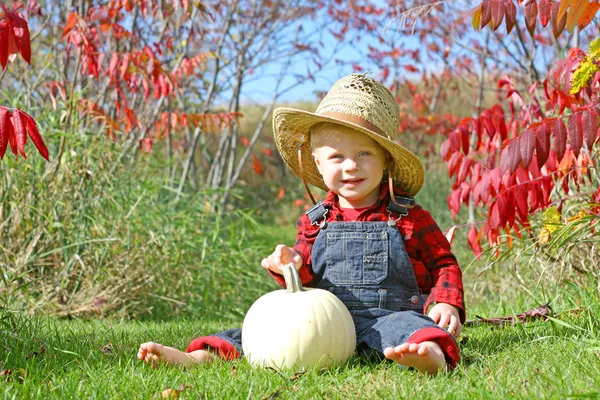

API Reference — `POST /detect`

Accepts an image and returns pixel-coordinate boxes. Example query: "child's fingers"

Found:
[427,310,441,324]
[447,316,459,335]
[292,253,303,268]
[437,313,451,329]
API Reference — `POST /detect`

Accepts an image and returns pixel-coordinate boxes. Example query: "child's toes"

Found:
[417,345,430,356]
[408,343,420,354]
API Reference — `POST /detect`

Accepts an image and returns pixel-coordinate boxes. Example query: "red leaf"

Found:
[481,110,495,138]
[490,0,505,29]
[581,109,598,150]
[252,154,263,175]
[491,168,502,193]
[519,129,536,169]
[524,0,538,36]
[551,1,568,38]
[0,22,8,69]
[567,112,584,158]
[578,1,600,30]
[500,138,521,174]
[504,0,517,33]
[460,125,470,154]
[457,157,472,185]
[0,107,9,158]
[11,110,27,158]
[9,12,31,64]
[447,189,461,219]
[62,12,78,38]
[566,0,588,32]
[491,104,507,140]
[513,183,529,219]
[535,121,551,167]
[448,151,463,178]
[489,200,502,229]
[22,111,49,160]
[445,225,457,246]
[481,0,492,28]
[468,225,482,258]
[552,118,567,162]
[538,0,551,27]
[504,191,515,227]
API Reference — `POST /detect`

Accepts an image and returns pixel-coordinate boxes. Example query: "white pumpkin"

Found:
[242,263,356,370]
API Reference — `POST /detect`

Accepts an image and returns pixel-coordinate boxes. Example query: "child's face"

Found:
[312,125,387,209]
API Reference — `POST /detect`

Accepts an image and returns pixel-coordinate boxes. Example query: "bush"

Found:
[0,111,278,320]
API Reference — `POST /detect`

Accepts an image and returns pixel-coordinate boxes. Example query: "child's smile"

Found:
[312,126,387,209]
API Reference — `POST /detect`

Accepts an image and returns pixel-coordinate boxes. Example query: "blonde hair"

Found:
[309,122,391,166]
[309,122,341,150]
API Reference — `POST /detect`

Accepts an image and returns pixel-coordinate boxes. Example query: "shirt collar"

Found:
[321,184,411,210]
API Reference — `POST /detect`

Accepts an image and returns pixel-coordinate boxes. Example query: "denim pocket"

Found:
[325,230,388,284]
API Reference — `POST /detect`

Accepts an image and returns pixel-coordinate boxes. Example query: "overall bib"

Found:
[192,202,456,362]
[310,218,449,357]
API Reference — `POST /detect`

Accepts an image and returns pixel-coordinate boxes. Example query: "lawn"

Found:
[2,285,599,399]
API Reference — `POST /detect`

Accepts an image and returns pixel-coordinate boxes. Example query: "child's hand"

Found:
[261,244,303,274]
[428,303,462,338]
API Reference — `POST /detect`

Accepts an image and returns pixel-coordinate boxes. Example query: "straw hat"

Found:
[273,73,424,197]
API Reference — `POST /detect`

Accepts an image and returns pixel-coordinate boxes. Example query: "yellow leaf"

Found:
[566,0,588,32]
[538,227,551,243]
[161,388,181,399]
[543,206,562,233]
[472,6,482,30]
[567,209,587,222]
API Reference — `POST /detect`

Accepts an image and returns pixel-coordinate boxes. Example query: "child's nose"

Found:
[342,158,359,171]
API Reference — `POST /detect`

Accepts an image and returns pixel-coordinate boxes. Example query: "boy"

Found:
[138,74,464,375]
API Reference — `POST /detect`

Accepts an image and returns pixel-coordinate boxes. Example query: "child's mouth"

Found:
[341,178,364,185]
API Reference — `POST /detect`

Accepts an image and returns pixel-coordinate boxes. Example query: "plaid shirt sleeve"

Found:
[268,213,316,288]
[401,207,465,323]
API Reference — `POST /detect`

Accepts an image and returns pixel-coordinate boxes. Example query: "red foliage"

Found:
[473,0,600,37]
[0,107,48,160]
[0,3,31,70]
[441,46,599,251]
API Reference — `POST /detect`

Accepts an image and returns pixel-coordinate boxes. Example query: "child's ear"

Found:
[312,151,323,176]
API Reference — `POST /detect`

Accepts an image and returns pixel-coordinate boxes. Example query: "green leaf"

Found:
[570,58,600,94]
[590,37,600,58]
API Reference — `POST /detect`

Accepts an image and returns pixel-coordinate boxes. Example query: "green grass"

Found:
[2,285,599,399]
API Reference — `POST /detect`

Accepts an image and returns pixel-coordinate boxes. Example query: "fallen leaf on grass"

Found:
[26,345,47,359]
[160,384,193,399]
[231,365,237,376]
[161,388,180,399]
[262,390,280,400]
[289,371,306,381]
[464,303,557,326]
[98,343,114,355]
[2,368,28,383]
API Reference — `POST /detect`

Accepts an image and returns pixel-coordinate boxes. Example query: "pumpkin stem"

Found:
[281,263,304,293]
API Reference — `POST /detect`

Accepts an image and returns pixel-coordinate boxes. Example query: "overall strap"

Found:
[305,200,329,226]
[386,196,415,219]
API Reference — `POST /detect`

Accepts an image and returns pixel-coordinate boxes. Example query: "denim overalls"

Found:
[206,198,454,360]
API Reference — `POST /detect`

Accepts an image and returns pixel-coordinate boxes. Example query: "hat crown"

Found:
[315,74,400,139]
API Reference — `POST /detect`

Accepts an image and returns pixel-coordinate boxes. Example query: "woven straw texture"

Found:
[273,73,424,196]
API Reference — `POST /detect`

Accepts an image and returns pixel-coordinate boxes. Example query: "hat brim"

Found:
[273,107,424,196]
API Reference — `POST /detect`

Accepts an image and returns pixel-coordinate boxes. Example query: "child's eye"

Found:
[329,154,344,160]
[359,151,371,156]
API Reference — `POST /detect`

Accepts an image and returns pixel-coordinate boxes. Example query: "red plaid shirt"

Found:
[271,185,465,322]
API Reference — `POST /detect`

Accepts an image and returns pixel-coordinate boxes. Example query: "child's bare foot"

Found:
[137,342,215,368]
[383,341,446,375]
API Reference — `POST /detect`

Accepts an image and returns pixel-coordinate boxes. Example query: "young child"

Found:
[138,73,465,375]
